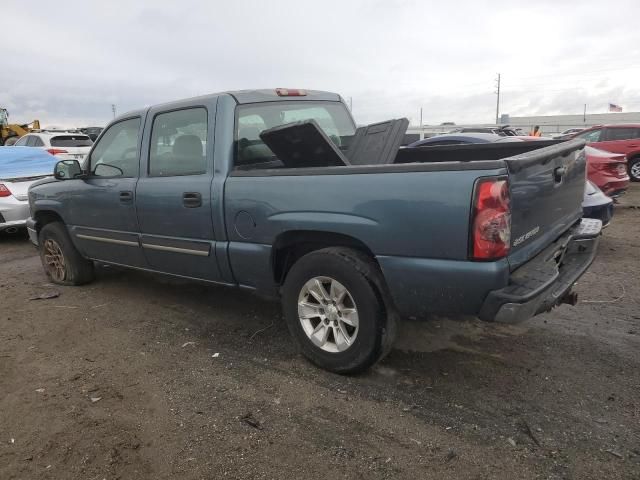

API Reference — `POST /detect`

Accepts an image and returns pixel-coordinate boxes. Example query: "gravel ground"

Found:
[1,185,639,479]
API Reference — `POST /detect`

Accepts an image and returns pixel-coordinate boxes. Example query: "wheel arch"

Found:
[33,209,65,233]
[271,230,378,286]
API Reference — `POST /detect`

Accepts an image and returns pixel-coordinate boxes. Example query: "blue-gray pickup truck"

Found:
[27,89,601,373]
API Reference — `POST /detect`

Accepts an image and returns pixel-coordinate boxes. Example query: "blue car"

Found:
[0,147,57,233]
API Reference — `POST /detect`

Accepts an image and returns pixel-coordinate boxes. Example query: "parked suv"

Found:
[13,131,93,164]
[572,124,640,181]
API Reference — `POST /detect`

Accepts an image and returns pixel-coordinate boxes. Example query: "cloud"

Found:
[2,0,640,127]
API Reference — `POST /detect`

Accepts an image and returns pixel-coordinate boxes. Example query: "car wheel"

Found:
[628,157,640,182]
[38,222,95,285]
[281,247,395,374]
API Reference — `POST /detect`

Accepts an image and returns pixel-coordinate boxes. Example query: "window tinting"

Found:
[605,128,640,141]
[235,101,356,168]
[14,136,29,146]
[51,135,93,147]
[149,108,208,177]
[32,137,44,147]
[26,136,38,147]
[90,118,141,177]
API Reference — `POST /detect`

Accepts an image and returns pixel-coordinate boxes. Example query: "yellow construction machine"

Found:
[0,108,41,145]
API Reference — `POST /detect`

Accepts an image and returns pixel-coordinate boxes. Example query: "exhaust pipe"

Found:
[4,227,19,234]
[560,291,578,306]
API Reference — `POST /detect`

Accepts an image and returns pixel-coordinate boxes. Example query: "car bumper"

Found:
[478,218,601,323]
[601,178,629,197]
[0,197,30,231]
[26,217,38,245]
[583,202,613,227]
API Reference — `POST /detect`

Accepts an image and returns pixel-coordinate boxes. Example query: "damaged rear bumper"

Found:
[479,218,601,323]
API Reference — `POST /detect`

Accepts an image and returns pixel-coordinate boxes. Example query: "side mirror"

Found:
[54,160,82,180]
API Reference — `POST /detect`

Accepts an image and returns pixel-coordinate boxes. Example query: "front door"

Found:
[135,106,222,281]
[68,117,146,267]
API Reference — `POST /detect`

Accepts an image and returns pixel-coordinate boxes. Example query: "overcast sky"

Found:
[3,0,640,128]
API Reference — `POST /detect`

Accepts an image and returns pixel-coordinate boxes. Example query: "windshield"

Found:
[235,101,355,167]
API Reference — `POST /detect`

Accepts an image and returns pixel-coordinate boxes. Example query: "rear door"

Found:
[595,127,640,154]
[504,140,587,269]
[135,104,223,281]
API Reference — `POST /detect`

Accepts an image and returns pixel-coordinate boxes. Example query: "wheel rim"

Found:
[297,276,359,353]
[631,162,640,180]
[43,239,67,282]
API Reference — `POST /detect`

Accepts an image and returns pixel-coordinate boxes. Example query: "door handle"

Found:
[554,167,566,183]
[119,191,133,202]
[183,192,202,208]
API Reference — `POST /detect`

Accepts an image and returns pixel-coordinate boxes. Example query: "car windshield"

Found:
[51,135,93,147]
[235,101,355,167]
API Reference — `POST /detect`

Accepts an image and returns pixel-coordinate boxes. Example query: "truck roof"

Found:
[113,89,343,123]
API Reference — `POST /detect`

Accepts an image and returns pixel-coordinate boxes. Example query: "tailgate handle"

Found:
[554,167,566,183]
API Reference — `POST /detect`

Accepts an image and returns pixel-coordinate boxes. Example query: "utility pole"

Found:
[494,73,501,124]
[583,104,587,123]
[348,97,353,112]
[419,107,423,128]
[111,104,116,118]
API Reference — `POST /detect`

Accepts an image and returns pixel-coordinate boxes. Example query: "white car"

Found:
[13,130,93,163]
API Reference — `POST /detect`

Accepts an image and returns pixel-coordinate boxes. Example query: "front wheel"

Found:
[281,247,395,374]
[628,157,640,182]
[38,222,95,285]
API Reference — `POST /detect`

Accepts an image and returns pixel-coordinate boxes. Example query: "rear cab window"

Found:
[51,135,93,147]
[234,101,356,169]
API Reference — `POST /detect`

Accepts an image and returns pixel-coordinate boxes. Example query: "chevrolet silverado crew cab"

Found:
[27,89,601,373]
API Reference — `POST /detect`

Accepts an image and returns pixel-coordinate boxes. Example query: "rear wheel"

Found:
[628,157,640,182]
[38,222,94,285]
[281,247,395,374]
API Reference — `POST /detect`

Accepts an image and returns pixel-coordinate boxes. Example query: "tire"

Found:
[38,222,94,285]
[281,247,396,374]
[628,157,640,182]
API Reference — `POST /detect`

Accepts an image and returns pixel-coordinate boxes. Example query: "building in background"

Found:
[406,111,640,141]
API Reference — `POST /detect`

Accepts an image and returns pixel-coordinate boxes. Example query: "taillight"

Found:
[46,148,68,155]
[275,88,307,97]
[0,184,12,197]
[470,177,511,260]
[601,162,627,177]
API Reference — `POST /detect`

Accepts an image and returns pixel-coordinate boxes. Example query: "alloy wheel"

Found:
[297,276,359,353]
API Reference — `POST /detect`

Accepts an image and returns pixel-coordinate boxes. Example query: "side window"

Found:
[149,108,207,177]
[90,118,141,177]
[26,136,38,147]
[577,129,602,142]
[32,137,45,147]
[14,136,29,146]
[605,128,640,141]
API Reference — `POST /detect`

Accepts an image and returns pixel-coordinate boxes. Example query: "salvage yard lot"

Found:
[1,187,639,479]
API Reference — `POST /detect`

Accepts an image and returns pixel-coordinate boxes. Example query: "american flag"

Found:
[609,103,622,112]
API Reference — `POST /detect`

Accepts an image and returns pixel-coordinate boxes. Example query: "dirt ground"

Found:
[1,186,639,480]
